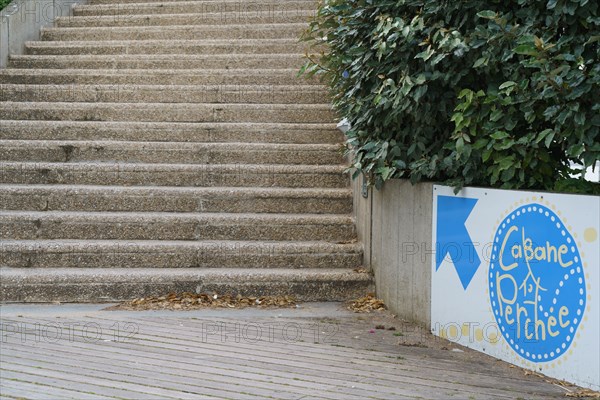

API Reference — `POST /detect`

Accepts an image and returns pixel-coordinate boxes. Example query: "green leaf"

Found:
[490,109,504,122]
[544,131,556,148]
[456,137,465,152]
[431,53,447,65]
[476,10,497,19]
[415,47,434,61]
[514,44,538,55]
[499,81,516,90]
[414,74,426,85]
[482,148,493,162]
[451,112,464,125]
[490,131,509,140]
[535,129,553,144]
[473,57,488,68]
[574,113,586,125]
[377,166,394,181]
[498,156,516,171]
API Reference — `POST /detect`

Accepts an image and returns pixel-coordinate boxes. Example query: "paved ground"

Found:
[0,302,575,399]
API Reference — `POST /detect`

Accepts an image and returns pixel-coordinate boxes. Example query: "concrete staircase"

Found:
[0,0,371,302]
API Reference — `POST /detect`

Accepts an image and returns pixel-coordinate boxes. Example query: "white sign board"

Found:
[431,185,599,390]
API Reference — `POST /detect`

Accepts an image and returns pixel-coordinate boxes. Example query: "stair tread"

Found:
[0,210,354,220]
[0,121,342,144]
[43,25,307,40]
[0,139,338,149]
[0,83,324,89]
[0,184,350,195]
[0,238,360,250]
[86,0,316,5]
[0,267,370,282]
[7,54,308,69]
[0,161,346,171]
[55,10,314,27]
[10,54,306,60]
[23,40,312,56]
[76,0,317,7]
[74,1,316,13]
[0,84,329,104]
[44,23,309,32]
[0,120,334,127]
[0,102,331,108]
[0,104,336,125]
[26,38,304,46]
[1,68,305,75]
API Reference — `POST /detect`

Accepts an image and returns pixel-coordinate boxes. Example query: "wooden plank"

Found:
[0,312,569,400]
[0,351,344,400]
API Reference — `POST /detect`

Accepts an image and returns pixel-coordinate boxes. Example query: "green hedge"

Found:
[302,0,599,193]
[0,0,11,11]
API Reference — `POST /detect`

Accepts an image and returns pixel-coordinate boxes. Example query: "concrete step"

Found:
[73,1,317,17]
[0,103,336,124]
[0,240,361,269]
[0,162,349,188]
[24,39,309,55]
[8,54,306,70]
[0,84,328,104]
[56,10,314,28]
[87,0,314,4]
[0,140,343,165]
[0,68,318,86]
[0,267,373,302]
[0,185,352,214]
[42,23,307,41]
[0,211,357,241]
[0,121,342,144]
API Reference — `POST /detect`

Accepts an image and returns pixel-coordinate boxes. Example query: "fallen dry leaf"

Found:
[521,368,598,398]
[565,389,600,398]
[347,293,386,313]
[105,292,297,311]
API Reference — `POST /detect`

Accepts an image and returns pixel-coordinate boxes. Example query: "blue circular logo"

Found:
[489,203,586,362]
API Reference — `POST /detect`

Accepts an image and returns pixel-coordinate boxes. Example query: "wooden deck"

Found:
[0,303,572,399]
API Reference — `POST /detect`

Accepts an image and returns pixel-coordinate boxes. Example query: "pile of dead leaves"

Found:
[106,293,297,311]
[523,370,600,398]
[347,293,386,313]
[565,390,600,398]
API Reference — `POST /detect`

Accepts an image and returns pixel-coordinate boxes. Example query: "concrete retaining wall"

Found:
[0,0,85,68]
[353,178,434,328]
[353,177,599,389]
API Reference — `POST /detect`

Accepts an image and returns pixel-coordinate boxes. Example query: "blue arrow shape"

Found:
[436,195,480,290]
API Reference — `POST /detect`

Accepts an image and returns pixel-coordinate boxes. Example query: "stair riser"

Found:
[56,12,313,27]
[8,56,305,70]
[0,277,372,302]
[0,106,336,124]
[25,42,309,55]
[42,25,306,41]
[1,249,360,269]
[0,121,342,144]
[0,72,319,86]
[0,85,329,104]
[0,220,356,241]
[0,164,349,188]
[0,192,352,214]
[74,2,317,17]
